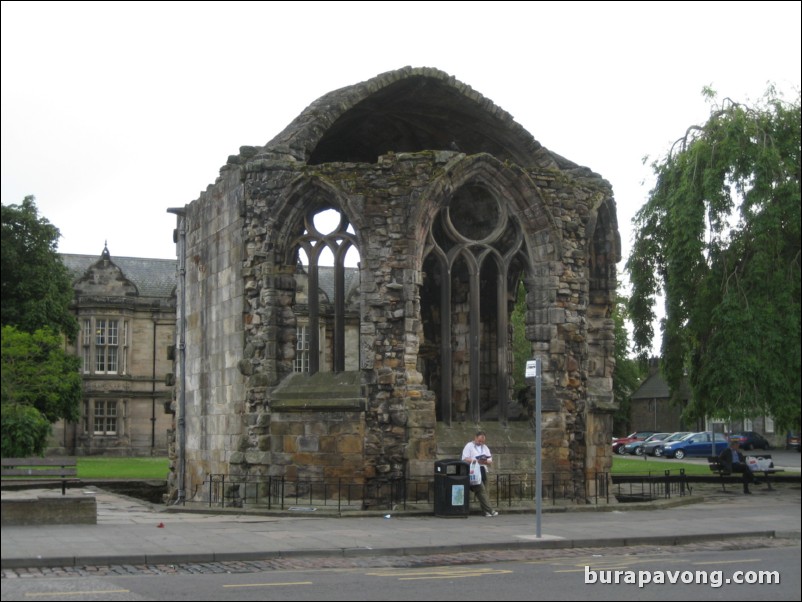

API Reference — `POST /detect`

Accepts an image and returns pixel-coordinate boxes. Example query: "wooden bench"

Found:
[0,457,78,495]
[707,455,784,491]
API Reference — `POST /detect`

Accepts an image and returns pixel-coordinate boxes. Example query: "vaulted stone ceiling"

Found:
[263,67,552,169]
[308,75,538,165]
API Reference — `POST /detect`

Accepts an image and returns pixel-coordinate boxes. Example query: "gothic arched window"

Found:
[291,207,360,374]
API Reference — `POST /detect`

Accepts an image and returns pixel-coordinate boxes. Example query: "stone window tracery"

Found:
[423,184,528,424]
[291,207,359,374]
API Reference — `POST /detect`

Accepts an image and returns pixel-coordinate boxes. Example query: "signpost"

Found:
[525,358,542,538]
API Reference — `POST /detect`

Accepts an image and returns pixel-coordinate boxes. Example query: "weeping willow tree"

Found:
[611,296,644,435]
[627,86,801,431]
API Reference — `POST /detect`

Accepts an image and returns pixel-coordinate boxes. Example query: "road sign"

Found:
[525,360,538,378]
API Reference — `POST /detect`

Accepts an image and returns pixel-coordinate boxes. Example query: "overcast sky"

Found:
[3,1,800,275]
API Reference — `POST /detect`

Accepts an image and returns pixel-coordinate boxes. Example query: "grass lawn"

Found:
[71,455,707,480]
[613,455,712,476]
[77,456,169,480]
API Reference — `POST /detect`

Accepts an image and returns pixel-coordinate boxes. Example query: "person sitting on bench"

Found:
[719,439,754,494]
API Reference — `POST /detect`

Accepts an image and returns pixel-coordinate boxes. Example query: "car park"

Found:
[661,431,729,459]
[729,431,770,451]
[612,431,657,455]
[645,431,693,456]
[622,432,671,455]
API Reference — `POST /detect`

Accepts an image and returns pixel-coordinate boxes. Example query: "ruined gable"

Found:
[170,67,620,505]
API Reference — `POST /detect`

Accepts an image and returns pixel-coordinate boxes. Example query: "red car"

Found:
[612,431,657,455]
[729,431,771,451]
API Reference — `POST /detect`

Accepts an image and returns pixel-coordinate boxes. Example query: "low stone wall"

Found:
[436,422,539,474]
[1,495,97,526]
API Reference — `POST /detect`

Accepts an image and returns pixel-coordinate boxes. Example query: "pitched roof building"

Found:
[629,359,692,434]
[50,247,176,456]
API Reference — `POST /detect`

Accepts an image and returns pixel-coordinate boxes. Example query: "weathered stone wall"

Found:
[1,495,97,526]
[179,166,246,498]
[230,150,615,487]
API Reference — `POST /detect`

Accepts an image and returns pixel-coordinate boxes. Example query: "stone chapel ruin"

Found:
[167,66,620,504]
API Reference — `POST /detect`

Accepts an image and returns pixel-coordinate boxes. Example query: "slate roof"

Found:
[314,266,360,303]
[61,253,356,302]
[61,253,177,299]
[631,369,692,401]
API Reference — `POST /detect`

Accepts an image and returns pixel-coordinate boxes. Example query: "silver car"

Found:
[648,432,693,456]
[623,432,671,455]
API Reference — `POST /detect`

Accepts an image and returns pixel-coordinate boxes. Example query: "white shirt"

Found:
[462,441,492,471]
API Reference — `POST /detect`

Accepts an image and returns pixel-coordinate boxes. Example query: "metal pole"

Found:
[535,357,542,538]
[167,208,187,506]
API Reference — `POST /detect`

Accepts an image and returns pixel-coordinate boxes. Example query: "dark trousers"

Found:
[731,464,754,490]
[469,483,494,514]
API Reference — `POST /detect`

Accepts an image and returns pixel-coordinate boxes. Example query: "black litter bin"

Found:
[434,460,470,517]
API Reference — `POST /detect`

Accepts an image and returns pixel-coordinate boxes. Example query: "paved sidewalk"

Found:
[2,482,799,569]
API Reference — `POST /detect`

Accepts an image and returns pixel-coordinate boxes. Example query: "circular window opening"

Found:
[448,187,499,241]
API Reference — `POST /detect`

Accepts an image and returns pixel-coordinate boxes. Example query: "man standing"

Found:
[719,439,755,494]
[462,430,499,516]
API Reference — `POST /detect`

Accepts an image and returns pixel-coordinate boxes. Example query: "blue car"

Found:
[648,431,694,456]
[661,432,729,459]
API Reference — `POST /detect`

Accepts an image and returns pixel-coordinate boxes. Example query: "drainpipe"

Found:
[151,317,157,452]
[168,207,187,505]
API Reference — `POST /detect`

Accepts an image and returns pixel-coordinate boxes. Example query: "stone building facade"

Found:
[168,67,620,503]
[49,247,176,456]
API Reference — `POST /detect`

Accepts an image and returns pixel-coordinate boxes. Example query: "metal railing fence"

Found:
[198,469,689,510]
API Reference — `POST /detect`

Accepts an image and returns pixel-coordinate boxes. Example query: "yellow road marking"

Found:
[367,567,511,580]
[556,567,631,573]
[536,555,686,572]
[692,559,762,565]
[223,581,313,588]
[25,590,129,598]
[526,553,672,566]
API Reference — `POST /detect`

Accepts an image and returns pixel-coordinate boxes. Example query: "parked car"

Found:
[646,431,693,456]
[623,433,671,455]
[661,432,728,459]
[729,431,770,451]
[786,432,801,452]
[612,431,657,455]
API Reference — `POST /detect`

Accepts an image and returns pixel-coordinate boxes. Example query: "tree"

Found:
[627,86,801,430]
[1,403,52,458]
[1,196,78,340]
[1,326,82,456]
[611,297,645,435]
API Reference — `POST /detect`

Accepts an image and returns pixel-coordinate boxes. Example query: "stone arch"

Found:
[273,175,363,260]
[587,198,620,303]
[263,67,545,168]
[417,154,559,425]
[585,197,620,394]
[415,154,560,267]
[582,196,620,484]
[270,175,362,375]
